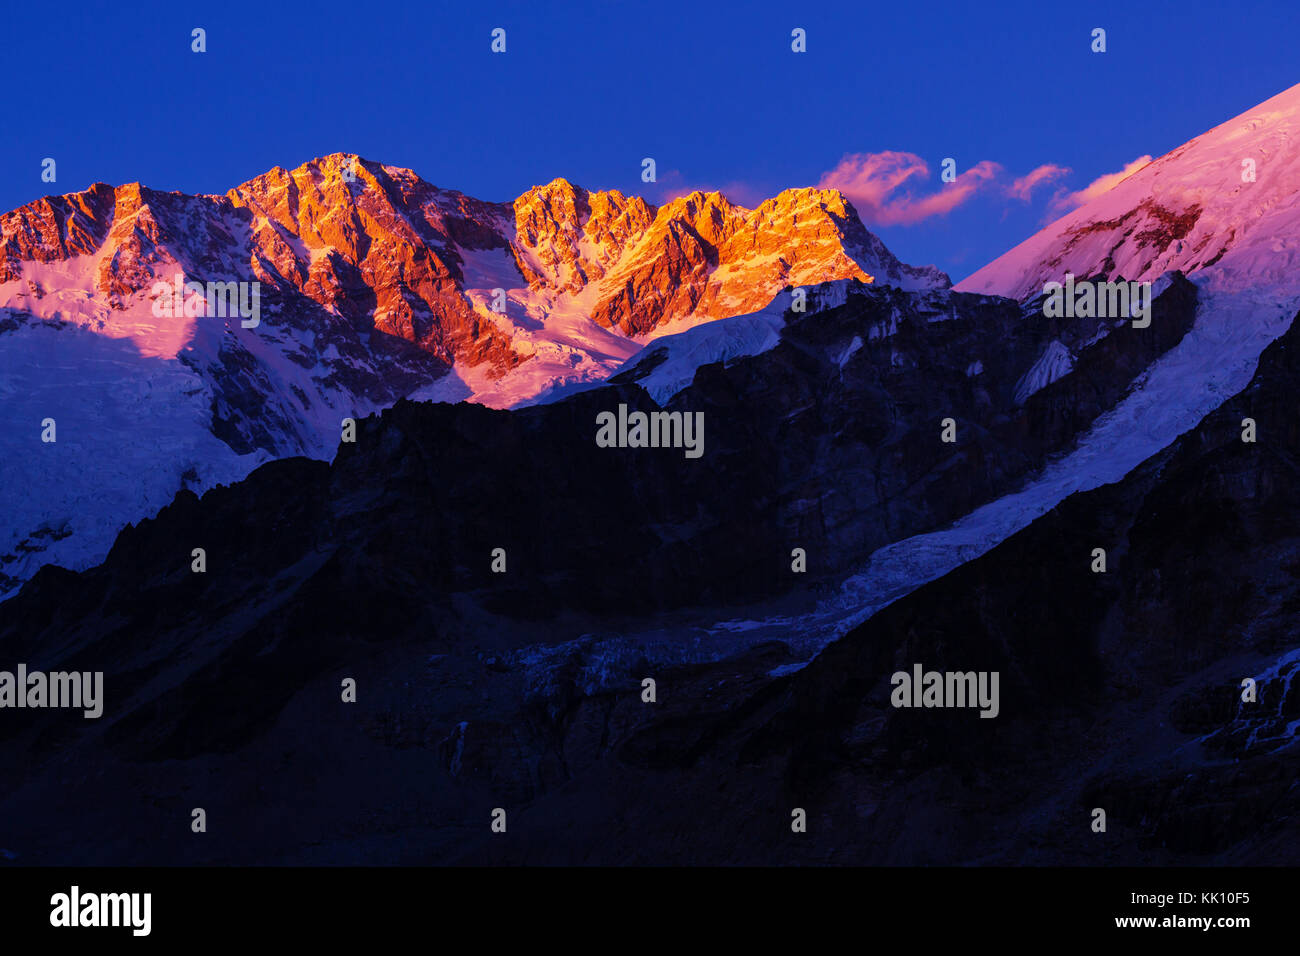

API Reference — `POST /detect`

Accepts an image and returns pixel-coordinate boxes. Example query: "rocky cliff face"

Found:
[1,154,949,400]
[0,156,951,598]
[583,186,946,337]
[0,273,1204,864]
[699,301,1300,866]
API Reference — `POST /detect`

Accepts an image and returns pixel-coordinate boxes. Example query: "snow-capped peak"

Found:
[958,81,1300,301]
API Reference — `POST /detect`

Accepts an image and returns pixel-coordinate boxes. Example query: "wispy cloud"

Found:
[817,151,1002,225]
[1048,155,1153,215]
[1008,164,1071,201]
[646,151,1144,226]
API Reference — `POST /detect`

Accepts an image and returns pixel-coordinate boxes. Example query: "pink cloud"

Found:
[817,151,1002,225]
[1008,164,1071,201]
[1048,155,1153,215]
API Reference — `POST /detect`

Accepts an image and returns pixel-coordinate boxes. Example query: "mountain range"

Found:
[0,161,946,597]
[2,82,1300,864]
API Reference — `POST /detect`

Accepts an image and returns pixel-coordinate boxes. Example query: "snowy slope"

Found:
[606,286,815,404]
[958,82,1300,300]
[608,277,1013,405]
[817,283,1297,641]
[765,82,1300,664]
[1014,339,1075,405]
[0,161,950,599]
[0,309,266,597]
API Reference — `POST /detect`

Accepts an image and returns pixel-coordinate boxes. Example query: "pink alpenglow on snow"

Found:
[1046,155,1154,217]
[958,82,1300,300]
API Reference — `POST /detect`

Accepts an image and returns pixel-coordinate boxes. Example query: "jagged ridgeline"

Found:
[0,158,948,599]
[5,78,1300,864]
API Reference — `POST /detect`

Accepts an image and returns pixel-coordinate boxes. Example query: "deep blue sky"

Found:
[7,0,1298,281]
